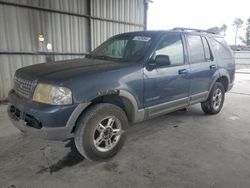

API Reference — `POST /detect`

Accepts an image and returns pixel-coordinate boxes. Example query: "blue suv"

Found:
[8,28,235,161]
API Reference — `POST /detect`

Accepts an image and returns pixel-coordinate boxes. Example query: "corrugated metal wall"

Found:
[90,0,144,49]
[0,0,145,100]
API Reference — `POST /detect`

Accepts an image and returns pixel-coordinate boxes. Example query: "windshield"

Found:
[90,33,154,62]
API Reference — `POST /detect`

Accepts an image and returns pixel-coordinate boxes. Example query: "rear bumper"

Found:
[8,90,90,140]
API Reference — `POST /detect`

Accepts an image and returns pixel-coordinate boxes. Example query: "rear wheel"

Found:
[74,103,128,161]
[201,82,225,114]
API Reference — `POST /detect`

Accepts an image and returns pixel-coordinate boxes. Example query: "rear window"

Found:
[210,38,233,60]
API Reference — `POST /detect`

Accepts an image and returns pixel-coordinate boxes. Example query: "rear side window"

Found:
[187,35,205,63]
[202,37,213,61]
[210,38,233,60]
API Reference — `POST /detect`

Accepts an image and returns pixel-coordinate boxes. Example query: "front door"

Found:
[143,33,189,118]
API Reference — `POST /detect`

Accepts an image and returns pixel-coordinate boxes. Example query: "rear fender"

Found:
[208,69,230,93]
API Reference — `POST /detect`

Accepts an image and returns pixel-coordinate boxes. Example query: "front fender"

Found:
[66,89,145,136]
[119,90,145,123]
[86,89,145,123]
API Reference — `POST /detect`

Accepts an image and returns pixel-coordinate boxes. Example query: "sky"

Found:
[147,0,250,45]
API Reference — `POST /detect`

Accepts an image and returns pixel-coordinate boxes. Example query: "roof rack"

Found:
[173,27,216,34]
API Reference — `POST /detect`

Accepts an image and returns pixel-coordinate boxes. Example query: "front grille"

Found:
[14,76,37,98]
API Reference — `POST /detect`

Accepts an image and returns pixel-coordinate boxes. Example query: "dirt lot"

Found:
[1,72,250,188]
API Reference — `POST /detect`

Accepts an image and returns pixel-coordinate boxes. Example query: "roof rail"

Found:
[173,27,216,34]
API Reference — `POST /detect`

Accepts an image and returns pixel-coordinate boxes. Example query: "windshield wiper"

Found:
[91,55,122,61]
[93,55,110,60]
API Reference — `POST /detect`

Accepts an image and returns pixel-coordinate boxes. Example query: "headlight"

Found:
[33,83,72,105]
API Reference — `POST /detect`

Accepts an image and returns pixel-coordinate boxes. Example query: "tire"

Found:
[201,82,225,114]
[74,103,128,161]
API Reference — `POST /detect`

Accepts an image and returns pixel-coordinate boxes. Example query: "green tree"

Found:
[221,24,227,36]
[207,27,221,34]
[207,24,227,35]
[241,18,250,47]
[233,18,243,47]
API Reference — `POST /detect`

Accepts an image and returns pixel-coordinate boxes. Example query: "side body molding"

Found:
[65,102,91,137]
[66,68,231,137]
[119,90,145,123]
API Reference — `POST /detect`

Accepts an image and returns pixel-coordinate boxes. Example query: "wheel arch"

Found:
[217,76,229,91]
[91,92,137,123]
[209,69,230,93]
[67,90,144,136]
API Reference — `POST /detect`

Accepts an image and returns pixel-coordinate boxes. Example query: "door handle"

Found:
[210,64,216,69]
[178,69,188,74]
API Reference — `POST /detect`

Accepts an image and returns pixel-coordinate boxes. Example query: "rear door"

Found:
[186,34,216,104]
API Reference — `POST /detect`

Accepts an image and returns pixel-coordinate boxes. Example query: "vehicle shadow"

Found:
[36,139,84,174]
[127,106,205,139]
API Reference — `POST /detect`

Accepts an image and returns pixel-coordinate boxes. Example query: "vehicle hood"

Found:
[15,58,130,81]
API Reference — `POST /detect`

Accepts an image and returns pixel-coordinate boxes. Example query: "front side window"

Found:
[91,34,153,62]
[187,35,205,63]
[154,34,184,66]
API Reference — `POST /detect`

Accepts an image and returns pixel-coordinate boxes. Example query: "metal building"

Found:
[0,0,147,100]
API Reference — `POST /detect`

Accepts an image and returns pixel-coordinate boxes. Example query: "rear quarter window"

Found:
[202,37,213,61]
[210,38,233,60]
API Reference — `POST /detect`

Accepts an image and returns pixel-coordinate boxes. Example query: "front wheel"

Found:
[201,82,225,114]
[74,103,128,161]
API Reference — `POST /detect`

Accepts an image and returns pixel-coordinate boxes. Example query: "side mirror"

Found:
[147,60,157,70]
[155,55,171,67]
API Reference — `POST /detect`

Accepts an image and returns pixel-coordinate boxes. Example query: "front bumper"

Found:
[8,112,71,140]
[8,90,89,140]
